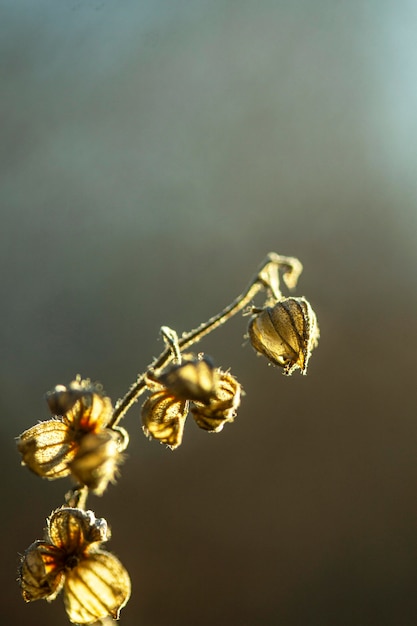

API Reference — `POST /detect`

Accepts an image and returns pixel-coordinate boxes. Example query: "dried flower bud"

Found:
[69,428,128,496]
[248,297,319,375]
[191,370,241,432]
[141,389,188,449]
[19,508,131,624]
[156,355,217,403]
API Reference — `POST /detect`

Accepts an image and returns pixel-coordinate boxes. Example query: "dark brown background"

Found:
[2,1,417,625]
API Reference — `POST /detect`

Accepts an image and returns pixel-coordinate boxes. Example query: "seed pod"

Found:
[17,419,76,479]
[191,370,241,432]
[69,428,127,496]
[47,508,109,551]
[63,549,131,624]
[248,297,319,375]
[19,540,65,602]
[156,355,217,403]
[141,389,189,449]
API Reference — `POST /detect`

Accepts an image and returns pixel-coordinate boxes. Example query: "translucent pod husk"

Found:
[248,296,319,375]
[17,419,77,479]
[69,428,127,496]
[191,370,241,432]
[141,388,189,449]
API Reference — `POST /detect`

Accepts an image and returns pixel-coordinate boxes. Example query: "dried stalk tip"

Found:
[248,297,319,375]
[19,508,131,625]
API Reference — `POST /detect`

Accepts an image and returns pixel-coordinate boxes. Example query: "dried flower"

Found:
[19,507,131,625]
[142,359,242,446]
[248,297,319,375]
[17,380,126,494]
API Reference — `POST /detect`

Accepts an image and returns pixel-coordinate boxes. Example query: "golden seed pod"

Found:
[17,419,77,479]
[141,389,189,449]
[63,550,131,625]
[47,508,109,551]
[191,370,241,433]
[19,540,65,602]
[69,429,127,496]
[248,297,319,375]
[156,355,218,403]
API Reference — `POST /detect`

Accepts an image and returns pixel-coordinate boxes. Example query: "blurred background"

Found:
[2,1,417,624]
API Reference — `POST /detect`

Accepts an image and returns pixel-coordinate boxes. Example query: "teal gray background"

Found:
[2,1,417,624]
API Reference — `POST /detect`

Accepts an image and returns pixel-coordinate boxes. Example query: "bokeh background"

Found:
[2,1,417,625]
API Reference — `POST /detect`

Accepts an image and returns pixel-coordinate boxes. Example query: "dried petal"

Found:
[69,429,126,495]
[48,508,109,552]
[248,297,319,375]
[63,550,131,625]
[157,355,217,403]
[17,420,76,479]
[191,370,241,432]
[19,540,65,602]
[141,389,188,449]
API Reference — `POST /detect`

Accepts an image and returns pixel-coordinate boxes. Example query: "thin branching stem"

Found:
[109,253,302,429]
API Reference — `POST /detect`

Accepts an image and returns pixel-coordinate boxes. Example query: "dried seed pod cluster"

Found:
[142,355,242,448]
[17,379,128,495]
[19,508,131,624]
[248,296,319,375]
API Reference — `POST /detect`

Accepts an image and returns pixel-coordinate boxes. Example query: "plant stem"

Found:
[109,253,302,428]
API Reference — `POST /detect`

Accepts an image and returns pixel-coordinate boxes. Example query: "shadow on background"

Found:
[1,1,417,625]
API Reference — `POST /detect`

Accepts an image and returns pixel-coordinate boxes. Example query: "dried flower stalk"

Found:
[16,252,319,624]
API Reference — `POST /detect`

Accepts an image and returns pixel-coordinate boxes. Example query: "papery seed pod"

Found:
[47,508,109,552]
[19,540,65,602]
[141,389,189,449]
[69,429,127,496]
[17,419,77,479]
[248,297,319,375]
[63,550,131,624]
[156,355,218,403]
[191,370,241,432]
